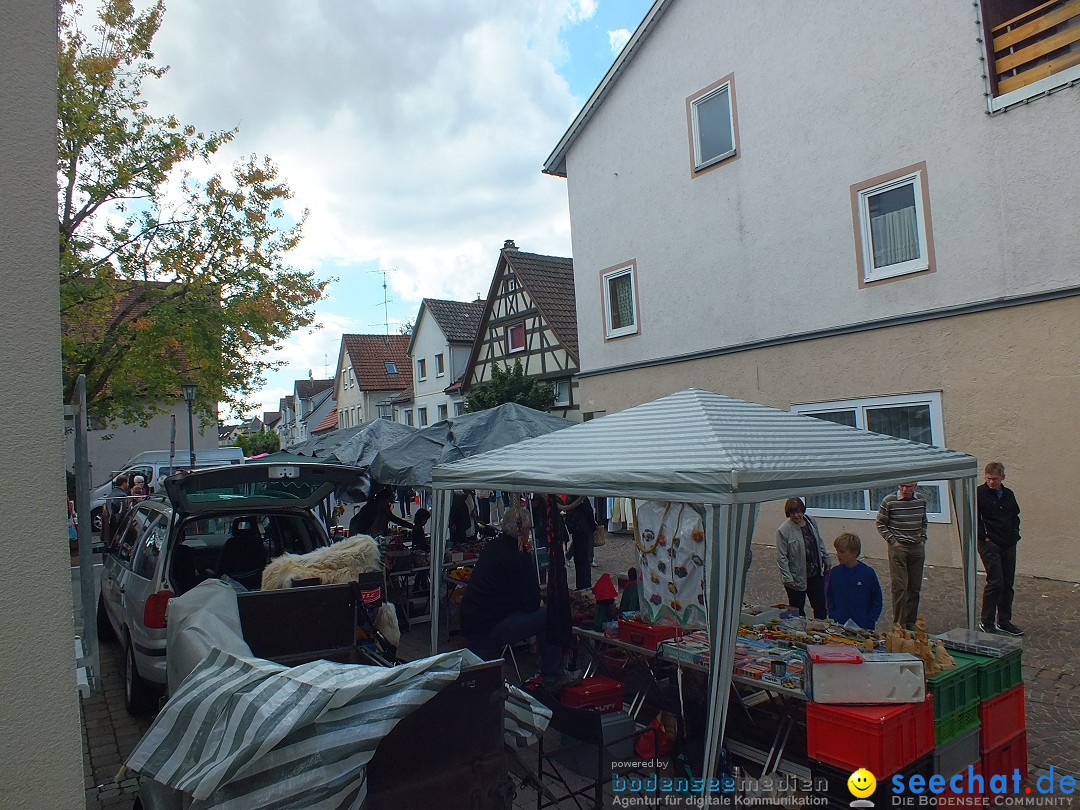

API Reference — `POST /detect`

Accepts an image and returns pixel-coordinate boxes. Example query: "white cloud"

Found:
[144,0,587,305]
[608,28,632,55]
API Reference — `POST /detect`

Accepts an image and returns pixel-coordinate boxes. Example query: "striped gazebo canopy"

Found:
[431,388,977,502]
[428,388,979,797]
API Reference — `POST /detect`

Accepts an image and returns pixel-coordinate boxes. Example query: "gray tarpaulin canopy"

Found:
[368,402,574,488]
[331,419,417,466]
[427,388,980,795]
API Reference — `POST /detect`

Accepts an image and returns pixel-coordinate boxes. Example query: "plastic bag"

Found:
[593,525,607,547]
[634,712,676,759]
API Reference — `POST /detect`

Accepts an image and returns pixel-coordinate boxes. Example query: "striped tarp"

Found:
[431,388,977,502]
[127,648,548,808]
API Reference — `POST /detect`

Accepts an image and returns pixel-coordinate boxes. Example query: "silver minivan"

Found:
[96,462,356,713]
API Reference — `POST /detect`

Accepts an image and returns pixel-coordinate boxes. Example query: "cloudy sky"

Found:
[137,0,653,419]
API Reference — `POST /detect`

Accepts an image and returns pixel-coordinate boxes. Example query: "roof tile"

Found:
[343,334,413,391]
[504,250,578,359]
[422,298,485,343]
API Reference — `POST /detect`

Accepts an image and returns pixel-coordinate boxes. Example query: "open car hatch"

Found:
[164,462,358,513]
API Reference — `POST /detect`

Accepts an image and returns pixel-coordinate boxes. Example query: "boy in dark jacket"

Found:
[825,532,883,630]
[977,462,1023,636]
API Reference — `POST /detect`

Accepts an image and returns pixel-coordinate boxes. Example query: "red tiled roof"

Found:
[342,334,413,391]
[312,408,338,434]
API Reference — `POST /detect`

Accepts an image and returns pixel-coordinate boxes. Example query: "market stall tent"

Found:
[428,388,980,794]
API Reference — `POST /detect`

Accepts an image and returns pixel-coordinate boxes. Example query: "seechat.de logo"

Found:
[849,768,877,807]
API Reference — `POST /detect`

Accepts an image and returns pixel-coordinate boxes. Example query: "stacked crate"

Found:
[806,697,936,777]
[927,655,982,777]
[949,649,1027,781]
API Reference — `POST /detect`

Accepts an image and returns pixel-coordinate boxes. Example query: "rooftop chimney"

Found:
[503,239,518,250]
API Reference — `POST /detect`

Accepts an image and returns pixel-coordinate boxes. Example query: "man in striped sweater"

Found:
[875,482,928,629]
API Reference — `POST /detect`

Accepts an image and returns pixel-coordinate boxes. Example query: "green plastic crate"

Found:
[927,655,981,720]
[934,700,980,746]
[949,650,1022,701]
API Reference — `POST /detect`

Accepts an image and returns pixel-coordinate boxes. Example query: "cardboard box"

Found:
[811,652,925,703]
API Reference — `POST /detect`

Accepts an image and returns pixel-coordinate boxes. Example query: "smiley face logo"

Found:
[847,768,876,799]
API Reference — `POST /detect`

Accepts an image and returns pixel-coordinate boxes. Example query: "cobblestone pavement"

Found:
[79,535,1080,808]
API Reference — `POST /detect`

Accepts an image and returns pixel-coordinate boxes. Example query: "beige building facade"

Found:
[577,296,1080,580]
[0,0,86,804]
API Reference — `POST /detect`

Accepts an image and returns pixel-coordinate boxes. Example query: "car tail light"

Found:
[143,590,174,629]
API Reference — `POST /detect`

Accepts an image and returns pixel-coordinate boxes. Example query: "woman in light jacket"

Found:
[776,497,830,619]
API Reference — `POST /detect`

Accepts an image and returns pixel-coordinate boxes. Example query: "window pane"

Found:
[870,484,941,513]
[866,404,932,445]
[696,87,733,163]
[803,410,865,510]
[608,274,635,330]
[868,183,919,268]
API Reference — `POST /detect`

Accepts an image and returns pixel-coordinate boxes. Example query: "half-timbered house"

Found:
[462,240,581,421]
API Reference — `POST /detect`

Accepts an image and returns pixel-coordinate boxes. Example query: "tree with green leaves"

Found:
[464,360,555,413]
[58,0,328,424]
[234,430,280,457]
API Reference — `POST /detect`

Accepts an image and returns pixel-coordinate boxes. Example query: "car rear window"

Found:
[180,480,329,504]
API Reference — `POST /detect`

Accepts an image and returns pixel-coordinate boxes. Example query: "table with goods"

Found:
[560,583,1026,806]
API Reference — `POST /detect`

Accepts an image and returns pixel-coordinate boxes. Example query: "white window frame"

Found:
[384,361,398,375]
[405,409,414,427]
[553,379,570,407]
[438,403,448,421]
[601,264,638,339]
[454,401,465,416]
[856,170,930,283]
[506,322,526,353]
[416,358,426,381]
[417,407,428,427]
[790,392,950,524]
[435,353,445,377]
[690,80,736,171]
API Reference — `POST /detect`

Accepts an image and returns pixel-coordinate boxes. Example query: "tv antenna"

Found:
[368,267,396,336]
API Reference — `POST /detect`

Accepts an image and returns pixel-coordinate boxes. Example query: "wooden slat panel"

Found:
[994,0,1080,49]
[997,46,1080,91]
[993,0,1063,32]
[996,23,1080,70]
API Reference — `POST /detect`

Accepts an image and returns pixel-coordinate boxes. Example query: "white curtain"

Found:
[870,206,919,267]
[429,488,452,653]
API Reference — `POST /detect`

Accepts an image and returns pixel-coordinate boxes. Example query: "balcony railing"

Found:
[991,0,1080,95]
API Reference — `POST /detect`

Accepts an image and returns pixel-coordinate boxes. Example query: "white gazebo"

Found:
[427,388,980,792]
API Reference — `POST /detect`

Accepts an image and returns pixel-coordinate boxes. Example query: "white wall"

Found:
[0,2,85,803]
[564,0,1080,374]
[410,313,464,420]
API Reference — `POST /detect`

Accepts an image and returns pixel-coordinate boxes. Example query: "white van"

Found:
[89,447,246,531]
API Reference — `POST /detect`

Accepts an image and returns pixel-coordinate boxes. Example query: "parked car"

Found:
[96,462,355,714]
[88,447,246,532]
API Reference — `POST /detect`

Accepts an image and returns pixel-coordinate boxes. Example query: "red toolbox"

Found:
[618,618,679,650]
[807,695,935,777]
[977,683,1025,753]
[559,676,625,713]
[982,730,1028,783]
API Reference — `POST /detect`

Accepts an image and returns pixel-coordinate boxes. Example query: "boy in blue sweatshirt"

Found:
[826,532,883,630]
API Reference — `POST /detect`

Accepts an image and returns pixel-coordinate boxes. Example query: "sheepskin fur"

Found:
[260,534,382,590]
[374,602,401,647]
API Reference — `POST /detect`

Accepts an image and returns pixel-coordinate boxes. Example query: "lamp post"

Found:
[181,381,198,468]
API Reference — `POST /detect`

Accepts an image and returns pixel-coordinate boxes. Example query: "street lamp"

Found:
[181,381,198,468]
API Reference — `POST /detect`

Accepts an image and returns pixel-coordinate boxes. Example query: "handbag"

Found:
[592,525,607,547]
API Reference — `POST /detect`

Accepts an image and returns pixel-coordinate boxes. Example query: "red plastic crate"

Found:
[978,683,1025,753]
[807,695,935,777]
[982,731,1028,784]
[559,676,624,713]
[618,618,679,650]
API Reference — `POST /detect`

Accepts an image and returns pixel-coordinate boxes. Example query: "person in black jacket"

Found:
[459,509,578,689]
[977,461,1023,636]
[559,494,597,591]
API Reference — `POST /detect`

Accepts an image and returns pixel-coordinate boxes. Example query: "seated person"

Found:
[825,532,883,630]
[410,508,431,551]
[350,486,413,537]
[459,510,577,690]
